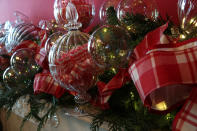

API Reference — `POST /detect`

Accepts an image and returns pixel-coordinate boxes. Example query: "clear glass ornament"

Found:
[49,2,98,103]
[1,21,13,39]
[149,84,192,111]
[88,25,131,70]
[13,11,30,24]
[3,67,27,89]
[10,48,41,78]
[54,0,95,30]
[0,23,6,49]
[54,0,66,25]
[39,20,53,30]
[117,0,159,21]
[39,20,67,34]
[99,0,121,23]
[0,37,8,55]
[178,0,197,36]
[6,23,39,52]
[45,31,65,54]
[4,21,13,33]
[0,21,13,54]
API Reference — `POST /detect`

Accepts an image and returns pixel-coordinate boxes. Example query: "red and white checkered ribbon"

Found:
[35,47,49,69]
[128,23,197,130]
[33,29,66,97]
[39,29,48,47]
[129,23,197,111]
[54,44,99,92]
[94,68,130,109]
[129,40,197,110]
[173,88,197,131]
[34,71,66,98]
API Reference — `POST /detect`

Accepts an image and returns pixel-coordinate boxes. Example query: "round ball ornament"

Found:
[49,2,98,102]
[54,0,95,30]
[3,67,27,89]
[117,0,159,21]
[6,23,39,52]
[10,48,40,78]
[178,0,197,37]
[88,25,131,70]
[99,0,121,24]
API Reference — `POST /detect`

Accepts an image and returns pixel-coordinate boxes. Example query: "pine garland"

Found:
[0,6,192,131]
[90,82,175,131]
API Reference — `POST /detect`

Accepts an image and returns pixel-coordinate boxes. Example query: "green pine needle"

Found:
[0,5,184,131]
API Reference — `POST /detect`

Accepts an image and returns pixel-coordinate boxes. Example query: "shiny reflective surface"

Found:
[99,0,121,23]
[149,84,192,111]
[54,0,95,29]
[117,0,159,21]
[178,0,197,36]
[88,25,131,70]
[3,67,26,89]
[45,31,65,54]
[49,2,97,103]
[6,23,39,52]
[10,48,40,78]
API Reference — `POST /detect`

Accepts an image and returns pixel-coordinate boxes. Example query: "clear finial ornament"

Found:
[53,0,95,30]
[49,2,98,107]
[64,2,82,30]
[117,0,159,21]
[99,0,121,24]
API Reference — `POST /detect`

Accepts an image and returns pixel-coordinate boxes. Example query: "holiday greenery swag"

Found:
[1,0,197,131]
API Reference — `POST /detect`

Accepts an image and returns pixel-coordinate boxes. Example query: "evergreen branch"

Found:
[0,85,33,119]
[0,5,183,131]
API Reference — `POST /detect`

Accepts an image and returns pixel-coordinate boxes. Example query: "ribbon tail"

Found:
[173,88,197,131]
[129,22,197,112]
[35,47,49,69]
[94,68,130,109]
[33,73,66,98]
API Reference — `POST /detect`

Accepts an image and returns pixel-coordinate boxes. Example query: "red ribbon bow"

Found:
[94,68,130,109]
[34,70,66,98]
[128,23,197,130]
